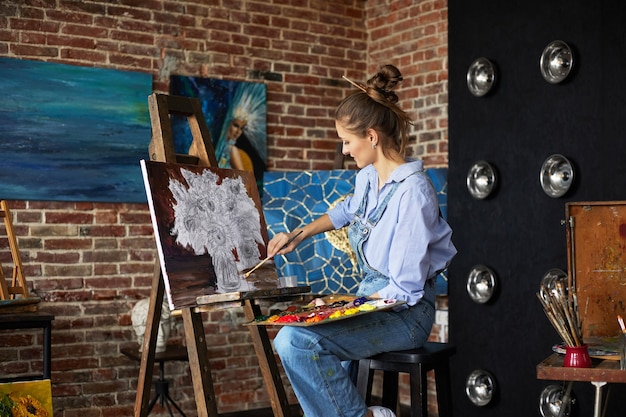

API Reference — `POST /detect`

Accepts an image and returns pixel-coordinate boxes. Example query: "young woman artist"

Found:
[267,64,457,417]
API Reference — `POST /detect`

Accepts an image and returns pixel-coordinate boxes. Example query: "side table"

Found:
[0,311,54,383]
[123,345,189,417]
[537,353,626,417]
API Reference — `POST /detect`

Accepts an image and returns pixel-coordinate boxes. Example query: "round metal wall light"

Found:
[465,369,496,407]
[466,161,497,199]
[466,265,497,304]
[540,154,574,198]
[540,40,574,84]
[467,57,496,97]
[540,268,568,295]
[539,384,574,417]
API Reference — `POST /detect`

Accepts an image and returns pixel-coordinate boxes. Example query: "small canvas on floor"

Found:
[0,379,53,416]
[140,160,278,311]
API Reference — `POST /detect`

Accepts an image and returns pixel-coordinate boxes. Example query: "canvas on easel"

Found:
[140,159,278,311]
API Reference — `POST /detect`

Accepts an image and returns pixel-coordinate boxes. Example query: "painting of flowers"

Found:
[0,379,53,417]
[140,160,277,310]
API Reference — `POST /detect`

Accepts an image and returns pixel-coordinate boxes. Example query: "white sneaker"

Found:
[368,406,396,417]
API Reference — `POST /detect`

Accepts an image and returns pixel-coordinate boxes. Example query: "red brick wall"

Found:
[366,0,449,168]
[0,1,449,415]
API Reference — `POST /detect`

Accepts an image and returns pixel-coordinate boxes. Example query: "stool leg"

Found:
[408,365,427,417]
[165,391,188,417]
[381,371,399,412]
[356,359,375,403]
[434,363,453,417]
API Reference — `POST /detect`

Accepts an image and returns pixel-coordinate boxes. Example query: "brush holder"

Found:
[563,345,591,368]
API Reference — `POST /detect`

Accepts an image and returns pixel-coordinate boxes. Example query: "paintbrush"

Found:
[618,315,626,334]
[537,282,584,347]
[342,75,367,92]
[243,230,303,278]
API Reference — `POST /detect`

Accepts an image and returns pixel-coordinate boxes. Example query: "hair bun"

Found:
[366,64,403,104]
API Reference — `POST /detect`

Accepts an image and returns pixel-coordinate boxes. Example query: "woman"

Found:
[214,81,267,190]
[218,117,247,170]
[267,65,457,417]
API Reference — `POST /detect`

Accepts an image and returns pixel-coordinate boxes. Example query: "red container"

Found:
[563,345,592,368]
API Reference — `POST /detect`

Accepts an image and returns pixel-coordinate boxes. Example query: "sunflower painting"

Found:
[0,379,52,417]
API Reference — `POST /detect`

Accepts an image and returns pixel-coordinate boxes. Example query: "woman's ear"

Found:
[366,128,379,147]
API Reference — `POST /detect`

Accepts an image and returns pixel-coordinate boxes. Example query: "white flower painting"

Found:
[169,168,263,291]
[141,160,273,310]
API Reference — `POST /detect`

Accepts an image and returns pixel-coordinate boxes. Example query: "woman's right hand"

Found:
[267,230,301,257]
[266,215,332,258]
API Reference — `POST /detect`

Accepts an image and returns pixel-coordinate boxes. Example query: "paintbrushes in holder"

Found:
[536,281,584,347]
[243,230,303,278]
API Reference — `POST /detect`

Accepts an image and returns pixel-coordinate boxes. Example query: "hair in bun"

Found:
[366,64,403,104]
[336,65,413,157]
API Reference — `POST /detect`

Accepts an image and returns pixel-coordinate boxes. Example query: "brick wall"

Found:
[366,0,449,168]
[0,1,449,416]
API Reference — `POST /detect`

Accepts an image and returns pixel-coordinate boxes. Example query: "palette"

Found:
[246,294,405,326]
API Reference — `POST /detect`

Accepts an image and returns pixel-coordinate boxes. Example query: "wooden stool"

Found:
[356,342,456,417]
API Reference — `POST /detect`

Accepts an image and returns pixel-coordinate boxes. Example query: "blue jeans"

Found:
[273,279,435,417]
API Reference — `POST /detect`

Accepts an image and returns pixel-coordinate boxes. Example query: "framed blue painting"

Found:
[170,76,267,191]
[0,57,152,203]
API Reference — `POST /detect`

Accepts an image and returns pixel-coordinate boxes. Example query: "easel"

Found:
[0,200,40,313]
[135,93,219,417]
[136,93,304,417]
[0,200,29,300]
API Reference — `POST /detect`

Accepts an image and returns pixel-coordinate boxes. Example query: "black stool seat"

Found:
[356,342,455,417]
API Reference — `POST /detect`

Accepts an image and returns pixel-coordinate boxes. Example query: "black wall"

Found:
[448,1,626,416]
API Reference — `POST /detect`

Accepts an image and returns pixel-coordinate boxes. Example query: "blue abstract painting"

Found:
[262,168,450,295]
[0,57,152,203]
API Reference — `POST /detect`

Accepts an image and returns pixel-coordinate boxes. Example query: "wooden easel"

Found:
[0,201,31,301]
[147,93,217,168]
[136,93,299,417]
[136,93,219,417]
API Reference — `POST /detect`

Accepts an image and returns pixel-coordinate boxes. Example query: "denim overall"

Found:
[349,177,402,296]
[349,170,436,301]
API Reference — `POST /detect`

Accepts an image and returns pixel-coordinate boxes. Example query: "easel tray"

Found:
[246,294,406,327]
[0,297,40,314]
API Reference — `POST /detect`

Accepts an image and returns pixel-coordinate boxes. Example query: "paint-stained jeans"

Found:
[273,279,435,417]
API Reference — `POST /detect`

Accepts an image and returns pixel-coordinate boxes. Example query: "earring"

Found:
[372,143,377,150]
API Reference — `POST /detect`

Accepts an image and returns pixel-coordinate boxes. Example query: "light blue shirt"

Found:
[327,160,457,305]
